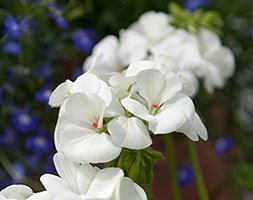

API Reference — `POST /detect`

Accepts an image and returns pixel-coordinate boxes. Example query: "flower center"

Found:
[152,104,158,109]
[92,122,98,129]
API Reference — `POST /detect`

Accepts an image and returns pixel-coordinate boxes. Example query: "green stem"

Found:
[164,135,182,200]
[187,140,209,200]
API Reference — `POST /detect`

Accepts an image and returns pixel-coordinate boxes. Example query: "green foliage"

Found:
[106,148,163,186]
[234,163,253,192]
[169,2,223,35]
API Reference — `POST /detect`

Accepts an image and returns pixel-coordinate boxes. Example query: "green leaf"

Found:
[234,163,253,191]
[168,3,223,35]
[66,7,85,21]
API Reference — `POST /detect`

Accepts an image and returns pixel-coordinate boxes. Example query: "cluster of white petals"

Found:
[40,153,146,200]
[49,53,207,165]
[84,11,235,95]
[0,185,53,200]
[3,9,233,200]
[0,153,146,200]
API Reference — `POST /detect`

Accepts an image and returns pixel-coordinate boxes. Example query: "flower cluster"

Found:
[49,54,207,165]
[0,3,238,200]
[0,153,146,200]
[84,11,235,95]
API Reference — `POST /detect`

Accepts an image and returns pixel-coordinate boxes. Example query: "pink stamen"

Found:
[92,122,98,129]
[152,104,158,109]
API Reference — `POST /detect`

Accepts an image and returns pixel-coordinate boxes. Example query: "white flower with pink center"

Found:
[121,69,207,141]
[54,93,121,163]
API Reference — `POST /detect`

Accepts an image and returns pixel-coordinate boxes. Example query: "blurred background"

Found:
[0,0,252,199]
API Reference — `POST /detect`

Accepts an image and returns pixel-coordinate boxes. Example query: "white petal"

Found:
[97,79,113,106]
[49,80,73,107]
[159,72,182,103]
[105,97,125,117]
[121,96,157,124]
[151,54,180,73]
[175,113,207,141]
[115,177,147,200]
[40,174,72,195]
[83,35,121,73]
[194,113,208,141]
[108,116,152,149]
[180,71,198,96]
[205,47,235,78]
[198,28,220,52]
[64,93,105,128]
[86,168,123,199]
[59,125,122,163]
[54,153,97,194]
[27,191,54,200]
[125,60,154,77]
[0,185,33,199]
[203,62,224,94]
[72,73,100,94]
[73,73,112,106]
[132,11,172,42]
[137,69,165,107]
[52,192,80,200]
[118,29,147,65]
[152,94,195,134]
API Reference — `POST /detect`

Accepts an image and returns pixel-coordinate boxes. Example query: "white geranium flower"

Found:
[122,69,206,141]
[40,153,147,200]
[55,93,121,163]
[83,29,147,75]
[197,28,235,93]
[0,185,33,200]
[130,11,174,44]
[49,72,112,107]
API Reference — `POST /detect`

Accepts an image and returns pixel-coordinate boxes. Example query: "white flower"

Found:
[49,72,112,107]
[197,28,235,93]
[54,93,121,163]
[83,29,147,75]
[130,11,174,44]
[40,153,147,200]
[0,185,33,200]
[122,69,206,141]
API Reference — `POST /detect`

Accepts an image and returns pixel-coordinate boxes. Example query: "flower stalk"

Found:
[187,139,209,200]
[164,135,182,200]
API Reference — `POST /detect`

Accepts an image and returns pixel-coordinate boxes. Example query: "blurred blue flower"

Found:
[246,27,253,38]
[71,66,83,80]
[35,86,52,105]
[177,164,194,187]
[183,0,211,11]
[71,29,96,52]
[3,15,28,40]
[10,109,39,134]
[0,127,18,148]
[48,3,69,30]
[214,136,233,155]
[11,162,25,182]
[2,42,21,56]
[25,133,53,155]
[24,153,41,171]
[33,62,53,80]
